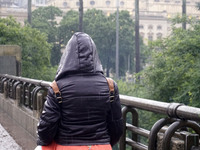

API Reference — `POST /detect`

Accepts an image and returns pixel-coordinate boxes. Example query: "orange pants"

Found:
[42,142,112,150]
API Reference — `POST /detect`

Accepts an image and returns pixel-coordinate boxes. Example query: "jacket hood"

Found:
[55,32,103,81]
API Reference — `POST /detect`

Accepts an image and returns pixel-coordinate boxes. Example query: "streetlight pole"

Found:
[135,0,140,73]
[116,0,119,79]
[79,0,83,32]
[28,0,32,25]
[182,0,186,29]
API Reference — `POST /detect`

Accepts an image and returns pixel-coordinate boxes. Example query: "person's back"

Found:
[55,74,111,145]
[36,32,123,149]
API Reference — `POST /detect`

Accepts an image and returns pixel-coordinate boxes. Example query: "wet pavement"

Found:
[0,109,36,150]
[0,123,22,150]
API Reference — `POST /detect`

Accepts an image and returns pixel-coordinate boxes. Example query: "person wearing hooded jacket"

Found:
[36,32,123,150]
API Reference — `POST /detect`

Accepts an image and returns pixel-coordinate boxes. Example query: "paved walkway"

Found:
[0,123,22,150]
[0,109,36,150]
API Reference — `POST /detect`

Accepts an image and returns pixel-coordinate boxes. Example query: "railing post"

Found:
[16,84,22,106]
[120,107,127,150]
[162,120,200,150]
[148,118,176,150]
[34,92,44,119]
[183,133,199,150]
[120,106,138,150]
[3,81,8,98]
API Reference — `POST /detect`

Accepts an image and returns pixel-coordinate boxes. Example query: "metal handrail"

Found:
[1,74,200,150]
[0,74,51,87]
[0,74,50,110]
[120,95,200,122]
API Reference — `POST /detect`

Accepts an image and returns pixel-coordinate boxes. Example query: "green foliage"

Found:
[59,10,79,44]
[59,9,148,77]
[31,8,148,77]
[117,79,165,146]
[32,6,63,66]
[141,19,200,107]
[32,6,62,42]
[0,17,55,81]
[84,9,116,76]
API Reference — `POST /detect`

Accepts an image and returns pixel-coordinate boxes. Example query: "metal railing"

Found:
[0,74,50,111]
[0,74,200,150]
[119,95,200,150]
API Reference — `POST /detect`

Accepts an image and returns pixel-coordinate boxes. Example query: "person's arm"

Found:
[37,88,61,146]
[107,81,123,146]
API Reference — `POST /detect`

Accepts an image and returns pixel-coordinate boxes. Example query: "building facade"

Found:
[44,0,200,42]
[0,0,200,42]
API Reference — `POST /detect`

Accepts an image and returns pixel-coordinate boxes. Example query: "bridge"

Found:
[0,74,200,150]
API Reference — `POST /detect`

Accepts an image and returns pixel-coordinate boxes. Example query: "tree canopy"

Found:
[59,9,147,77]
[0,17,55,80]
[31,6,63,66]
[140,19,200,107]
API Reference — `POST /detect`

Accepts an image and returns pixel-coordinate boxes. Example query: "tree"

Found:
[83,9,115,77]
[59,9,148,77]
[0,17,55,81]
[31,6,63,66]
[83,10,148,77]
[59,10,79,45]
[141,19,200,107]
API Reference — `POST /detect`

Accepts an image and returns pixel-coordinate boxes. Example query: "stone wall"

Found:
[0,92,38,139]
[0,45,21,76]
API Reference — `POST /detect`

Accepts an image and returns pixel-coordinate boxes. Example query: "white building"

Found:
[38,0,200,42]
[0,0,199,42]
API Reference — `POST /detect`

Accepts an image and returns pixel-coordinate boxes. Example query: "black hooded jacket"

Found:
[37,32,123,146]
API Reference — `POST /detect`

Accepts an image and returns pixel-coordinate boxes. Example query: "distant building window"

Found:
[165,0,170,2]
[157,33,162,39]
[154,0,160,2]
[175,1,180,3]
[63,2,67,7]
[148,33,153,41]
[36,0,45,5]
[90,0,95,6]
[148,35,153,41]
[106,0,110,6]
[140,32,145,38]
[157,25,162,30]
[148,25,153,30]
[120,1,124,6]
[76,1,80,6]
[139,25,144,29]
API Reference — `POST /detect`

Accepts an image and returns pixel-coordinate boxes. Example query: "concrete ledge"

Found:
[157,133,184,150]
[0,93,37,149]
